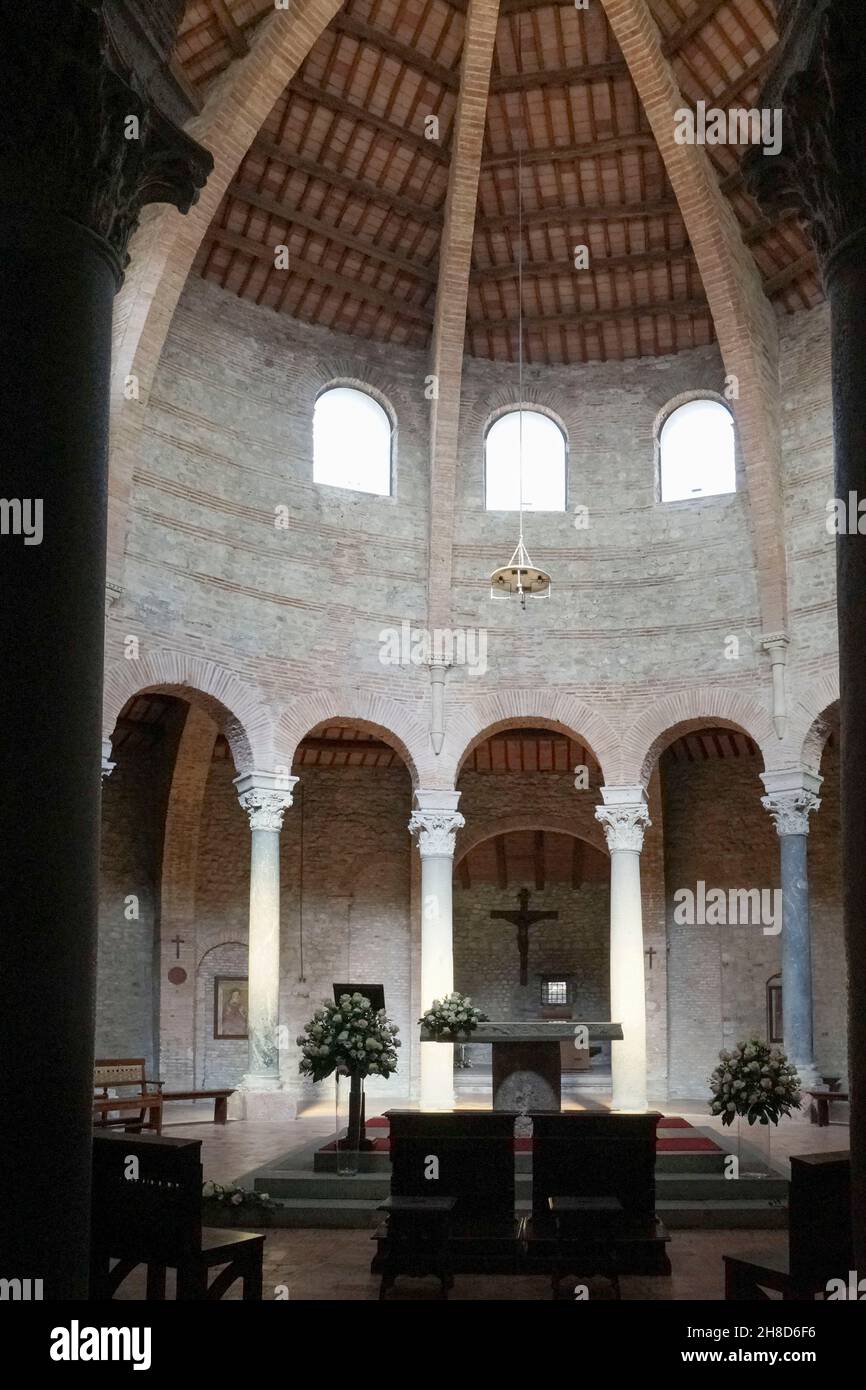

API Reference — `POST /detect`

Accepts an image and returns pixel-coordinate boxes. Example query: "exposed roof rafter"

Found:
[427,0,501,631]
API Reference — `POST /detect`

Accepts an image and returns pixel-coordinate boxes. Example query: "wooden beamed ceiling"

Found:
[177,0,821,365]
[455,828,609,890]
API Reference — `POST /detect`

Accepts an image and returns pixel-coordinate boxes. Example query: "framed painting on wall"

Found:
[214,976,248,1040]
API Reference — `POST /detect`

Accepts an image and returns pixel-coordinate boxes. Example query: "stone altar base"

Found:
[492,1041,561,1111]
[228,1087,298,1122]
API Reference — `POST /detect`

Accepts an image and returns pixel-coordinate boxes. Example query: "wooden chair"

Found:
[724,1151,851,1300]
[93,1059,163,1135]
[90,1131,264,1301]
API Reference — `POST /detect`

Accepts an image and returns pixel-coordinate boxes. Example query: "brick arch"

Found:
[103,649,279,772]
[455,815,608,865]
[108,0,343,589]
[442,691,619,787]
[793,671,840,773]
[277,689,433,787]
[619,687,776,787]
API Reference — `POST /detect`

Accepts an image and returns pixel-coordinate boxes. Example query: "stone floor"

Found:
[107,1090,848,1301]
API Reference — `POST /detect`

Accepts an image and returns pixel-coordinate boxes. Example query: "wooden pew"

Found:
[372,1110,521,1293]
[724,1151,851,1300]
[90,1131,264,1301]
[526,1112,671,1277]
[93,1059,163,1135]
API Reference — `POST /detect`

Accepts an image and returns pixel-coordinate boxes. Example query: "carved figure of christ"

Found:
[490,887,559,987]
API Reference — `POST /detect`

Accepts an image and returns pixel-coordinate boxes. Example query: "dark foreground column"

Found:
[747,0,866,1266]
[0,1,210,1299]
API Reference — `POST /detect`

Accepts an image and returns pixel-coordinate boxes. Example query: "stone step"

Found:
[253,1193,787,1231]
[655,1172,787,1201]
[312,1145,727,1175]
[260,1168,783,1205]
[254,1172,391,1200]
[657,1199,789,1230]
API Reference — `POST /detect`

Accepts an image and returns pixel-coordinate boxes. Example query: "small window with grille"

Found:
[541,978,569,1007]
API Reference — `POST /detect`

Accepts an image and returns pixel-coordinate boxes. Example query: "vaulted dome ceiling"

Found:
[173,0,818,364]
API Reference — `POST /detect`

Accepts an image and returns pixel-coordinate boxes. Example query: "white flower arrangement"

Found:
[708,1036,801,1126]
[420,991,488,1039]
[297,993,401,1083]
[201,1181,273,1211]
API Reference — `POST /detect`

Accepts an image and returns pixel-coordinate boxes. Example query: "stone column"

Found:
[745,0,866,1263]
[596,787,651,1111]
[0,0,210,1299]
[409,790,465,1110]
[234,773,298,1105]
[761,773,823,1089]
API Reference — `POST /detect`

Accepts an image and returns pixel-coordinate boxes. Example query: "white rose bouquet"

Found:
[709,1036,801,1126]
[420,991,488,1039]
[297,993,401,1083]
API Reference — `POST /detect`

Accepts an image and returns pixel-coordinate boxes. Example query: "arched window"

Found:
[658,398,736,503]
[485,410,566,511]
[313,386,392,496]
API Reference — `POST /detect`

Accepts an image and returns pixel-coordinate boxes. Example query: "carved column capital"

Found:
[234,771,298,832]
[595,803,651,854]
[761,789,821,837]
[409,808,465,858]
[410,789,464,857]
[596,786,651,853]
[1,1,213,278]
[744,0,866,276]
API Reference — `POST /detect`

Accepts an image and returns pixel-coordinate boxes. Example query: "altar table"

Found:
[419,1021,623,1111]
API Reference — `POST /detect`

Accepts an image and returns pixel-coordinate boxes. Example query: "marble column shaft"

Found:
[235,773,297,1089]
[409,793,465,1110]
[596,790,650,1112]
[761,786,821,1086]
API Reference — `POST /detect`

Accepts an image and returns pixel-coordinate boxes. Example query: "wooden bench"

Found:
[807,1089,849,1127]
[724,1151,851,1301]
[93,1059,163,1136]
[90,1131,264,1301]
[162,1089,235,1124]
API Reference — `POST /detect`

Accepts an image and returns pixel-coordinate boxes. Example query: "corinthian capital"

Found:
[595,803,651,853]
[595,786,651,853]
[2,2,213,276]
[761,789,821,837]
[744,0,866,272]
[234,771,298,832]
[409,790,464,858]
[409,809,465,858]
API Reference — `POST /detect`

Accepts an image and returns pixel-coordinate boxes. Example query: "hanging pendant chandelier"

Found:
[488,63,551,611]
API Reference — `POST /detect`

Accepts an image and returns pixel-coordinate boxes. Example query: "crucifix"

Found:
[645,946,657,970]
[170,934,185,959]
[490,887,559,987]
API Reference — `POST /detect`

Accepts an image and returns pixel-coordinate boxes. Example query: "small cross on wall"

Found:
[644,946,657,970]
[170,934,185,960]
